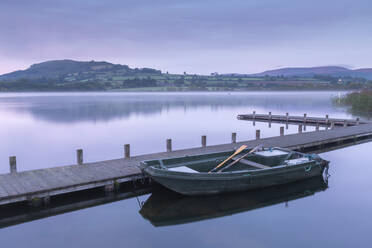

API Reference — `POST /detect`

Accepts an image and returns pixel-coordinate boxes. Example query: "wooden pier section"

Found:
[238,113,368,127]
[1,113,372,208]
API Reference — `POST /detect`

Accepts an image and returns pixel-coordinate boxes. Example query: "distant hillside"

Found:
[352,68,372,79]
[0,60,162,82]
[1,60,372,91]
[254,66,372,79]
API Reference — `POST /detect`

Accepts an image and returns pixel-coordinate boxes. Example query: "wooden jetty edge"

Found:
[1,113,372,207]
[238,112,368,127]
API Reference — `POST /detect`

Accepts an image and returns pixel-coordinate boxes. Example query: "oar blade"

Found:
[218,144,262,173]
[209,145,248,173]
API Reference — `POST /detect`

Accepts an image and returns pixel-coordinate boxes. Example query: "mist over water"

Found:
[0,91,370,248]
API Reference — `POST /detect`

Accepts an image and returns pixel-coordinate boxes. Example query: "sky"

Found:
[0,0,372,75]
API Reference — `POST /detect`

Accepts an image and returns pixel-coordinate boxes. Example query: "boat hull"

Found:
[144,161,328,195]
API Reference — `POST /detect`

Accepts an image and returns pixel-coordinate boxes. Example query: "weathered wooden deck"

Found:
[238,113,369,127]
[1,113,372,207]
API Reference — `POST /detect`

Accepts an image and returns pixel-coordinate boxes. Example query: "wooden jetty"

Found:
[1,113,372,208]
[238,112,368,127]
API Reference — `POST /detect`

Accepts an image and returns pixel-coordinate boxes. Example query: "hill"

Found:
[1,60,372,91]
[254,66,372,79]
[0,60,162,82]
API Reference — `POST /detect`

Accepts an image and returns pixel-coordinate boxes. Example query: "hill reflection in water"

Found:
[0,92,341,123]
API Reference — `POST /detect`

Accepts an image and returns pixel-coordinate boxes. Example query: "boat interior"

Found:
[143,148,312,173]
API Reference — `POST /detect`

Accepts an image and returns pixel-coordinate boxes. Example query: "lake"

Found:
[0,91,371,247]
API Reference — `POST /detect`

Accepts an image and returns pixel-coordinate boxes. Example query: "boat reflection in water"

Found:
[140,176,328,227]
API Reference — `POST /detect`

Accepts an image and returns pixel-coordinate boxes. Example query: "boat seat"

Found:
[231,157,271,169]
[168,166,198,173]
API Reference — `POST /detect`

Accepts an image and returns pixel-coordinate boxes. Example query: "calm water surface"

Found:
[0,91,370,247]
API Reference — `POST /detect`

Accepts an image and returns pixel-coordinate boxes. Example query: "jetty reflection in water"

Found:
[140,176,328,227]
[0,184,152,229]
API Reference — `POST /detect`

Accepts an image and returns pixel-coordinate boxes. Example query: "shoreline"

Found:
[0,88,353,93]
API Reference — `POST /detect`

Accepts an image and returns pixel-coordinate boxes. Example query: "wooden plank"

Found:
[75,166,110,182]
[10,173,38,195]
[0,184,9,198]
[26,171,51,191]
[92,161,123,178]
[4,176,28,195]
[64,166,100,182]
[31,169,67,190]
[0,178,20,196]
[58,167,88,184]
[47,169,79,186]
[92,160,140,179]
[70,166,101,181]
[231,157,271,169]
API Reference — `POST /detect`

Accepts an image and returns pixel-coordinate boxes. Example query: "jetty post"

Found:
[124,144,130,158]
[9,156,17,174]
[280,126,284,136]
[232,132,237,143]
[256,130,260,140]
[201,135,207,148]
[331,122,335,129]
[76,149,83,165]
[166,139,172,152]
[298,124,303,133]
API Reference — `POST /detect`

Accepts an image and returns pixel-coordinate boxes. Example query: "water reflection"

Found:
[0,183,152,229]
[0,175,329,230]
[140,176,328,227]
[0,92,342,123]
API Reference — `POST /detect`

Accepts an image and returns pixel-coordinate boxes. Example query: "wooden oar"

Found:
[218,145,262,173]
[209,145,247,173]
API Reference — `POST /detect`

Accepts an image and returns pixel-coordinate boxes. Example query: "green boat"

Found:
[140,147,329,195]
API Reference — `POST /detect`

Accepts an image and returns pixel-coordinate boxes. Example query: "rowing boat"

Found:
[140,147,329,195]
